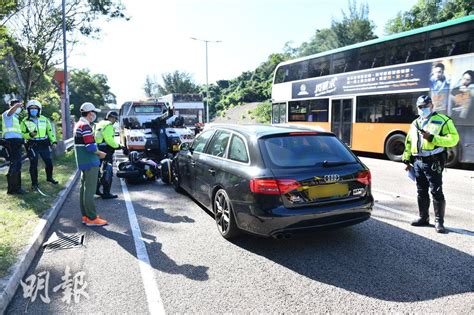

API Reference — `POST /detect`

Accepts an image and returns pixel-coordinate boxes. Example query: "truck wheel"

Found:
[444,145,459,168]
[385,133,406,162]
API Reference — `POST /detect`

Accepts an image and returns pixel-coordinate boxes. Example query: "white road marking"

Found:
[374,204,474,237]
[373,189,472,214]
[120,179,166,315]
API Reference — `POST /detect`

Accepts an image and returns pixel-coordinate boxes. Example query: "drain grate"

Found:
[43,232,85,251]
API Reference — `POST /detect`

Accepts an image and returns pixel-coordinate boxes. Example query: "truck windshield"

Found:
[133,105,165,114]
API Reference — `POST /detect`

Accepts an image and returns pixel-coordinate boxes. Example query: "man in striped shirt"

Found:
[74,102,108,226]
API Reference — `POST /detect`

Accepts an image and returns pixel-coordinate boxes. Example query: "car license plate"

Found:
[307,183,348,200]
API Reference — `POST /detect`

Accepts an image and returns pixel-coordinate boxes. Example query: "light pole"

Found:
[190,37,221,123]
[61,0,72,139]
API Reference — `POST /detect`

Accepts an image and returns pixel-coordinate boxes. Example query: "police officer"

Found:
[94,111,120,199]
[1,99,26,194]
[20,100,58,190]
[402,95,459,233]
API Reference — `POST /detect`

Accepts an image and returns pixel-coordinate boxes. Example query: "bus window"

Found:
[356,93,419,123]
[289,101,308,121]
[308,56,330,78]
[308,99,329,122]
[429,22,474,58]
[356,96,375,122]
[272,103,286,123]
[274,66,287,84]
[332,51,356,74]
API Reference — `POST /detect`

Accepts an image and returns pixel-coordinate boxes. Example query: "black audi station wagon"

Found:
[171,124,373,239]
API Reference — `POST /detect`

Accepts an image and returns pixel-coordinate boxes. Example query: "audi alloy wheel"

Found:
[213,189,239,239]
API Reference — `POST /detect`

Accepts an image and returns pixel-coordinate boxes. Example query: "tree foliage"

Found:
[3,0,127,101]
[156,71,199,95]
[69,69,116,118]
[385,0,473,34]
[208,0,377,121]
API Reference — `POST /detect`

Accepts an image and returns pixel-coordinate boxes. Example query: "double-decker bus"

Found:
[271,16,474,167]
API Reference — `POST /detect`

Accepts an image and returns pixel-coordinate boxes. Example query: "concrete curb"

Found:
[0,169,80,313]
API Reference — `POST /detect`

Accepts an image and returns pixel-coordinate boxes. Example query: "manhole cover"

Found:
[43,232,85,251]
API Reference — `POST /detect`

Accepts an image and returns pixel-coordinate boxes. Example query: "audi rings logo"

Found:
[324,174,340,183]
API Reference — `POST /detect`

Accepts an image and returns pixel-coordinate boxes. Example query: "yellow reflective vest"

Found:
[402,113,459,161]
[20,115,57,144]
[95,120,119,149]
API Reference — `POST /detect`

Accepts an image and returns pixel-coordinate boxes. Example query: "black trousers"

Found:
[97,145,115,194]
[413,156,445,203]
[28,139,53,185]
[5,138,24,193]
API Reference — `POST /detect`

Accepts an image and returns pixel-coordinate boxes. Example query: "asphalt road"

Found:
[6,154,474,314]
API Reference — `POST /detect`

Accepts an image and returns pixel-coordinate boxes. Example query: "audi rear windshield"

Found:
[260,133,357,168]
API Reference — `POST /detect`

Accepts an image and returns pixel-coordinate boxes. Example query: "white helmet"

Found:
[26,99,42,110]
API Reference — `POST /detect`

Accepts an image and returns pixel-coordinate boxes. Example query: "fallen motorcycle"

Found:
[116,151,172,184]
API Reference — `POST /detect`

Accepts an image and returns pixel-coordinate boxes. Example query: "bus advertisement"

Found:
[271,16,473,167]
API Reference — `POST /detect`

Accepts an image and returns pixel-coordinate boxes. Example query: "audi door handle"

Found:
[208,169,216,175]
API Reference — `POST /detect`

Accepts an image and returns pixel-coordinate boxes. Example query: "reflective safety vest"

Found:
[402,113,459,160]
[1,111,22,138]
[20,115,57,144]
[95,120,119,149]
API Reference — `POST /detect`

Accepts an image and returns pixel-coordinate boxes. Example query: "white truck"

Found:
[160,93,205,133]
[118,100,195,159]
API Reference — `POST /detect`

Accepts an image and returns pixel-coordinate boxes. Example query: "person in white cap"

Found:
[74,102,108,226]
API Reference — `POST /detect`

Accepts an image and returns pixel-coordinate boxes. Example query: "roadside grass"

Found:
[0,151,77,277]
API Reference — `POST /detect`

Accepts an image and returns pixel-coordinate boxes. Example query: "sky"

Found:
[69,0,419,105]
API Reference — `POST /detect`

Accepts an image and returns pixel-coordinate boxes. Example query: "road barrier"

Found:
[0,138,74,170]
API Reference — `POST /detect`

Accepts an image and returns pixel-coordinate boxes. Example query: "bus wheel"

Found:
[385,133,406,162]
[444,146,459,168]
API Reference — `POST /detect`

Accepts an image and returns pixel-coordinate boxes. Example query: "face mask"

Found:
[15,107,22,115]
[30,109,39,117]
[90,113,97,122]
[418,107,431,118]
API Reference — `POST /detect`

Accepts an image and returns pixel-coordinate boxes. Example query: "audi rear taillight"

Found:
[250,179,301,195]
[356,170,371,185]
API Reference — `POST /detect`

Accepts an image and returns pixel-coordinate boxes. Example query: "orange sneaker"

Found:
[84,216,108,226]
[82,216,87,224]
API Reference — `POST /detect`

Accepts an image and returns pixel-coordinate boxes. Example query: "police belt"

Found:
[414,153,443,162]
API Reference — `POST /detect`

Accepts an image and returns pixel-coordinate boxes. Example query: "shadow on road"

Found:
[231,219,473,302]
[92,227,208,281]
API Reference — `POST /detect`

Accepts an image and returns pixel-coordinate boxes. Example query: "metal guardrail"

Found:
[0,138,74,169]
[64,137,74,151]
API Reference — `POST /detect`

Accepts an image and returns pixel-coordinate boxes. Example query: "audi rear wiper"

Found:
[322,160,355,167]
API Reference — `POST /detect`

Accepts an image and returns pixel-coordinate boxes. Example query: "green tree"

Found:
[385,0,473,34]
[143,75,158,98]
[297,0,376,57]
[4,0,127,101]
[157,71,199,95]
[332,0,377,46]
[69,69,116,118]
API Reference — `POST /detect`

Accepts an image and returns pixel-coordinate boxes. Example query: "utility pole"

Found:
[190,37,221,123]
[61,0,72,139]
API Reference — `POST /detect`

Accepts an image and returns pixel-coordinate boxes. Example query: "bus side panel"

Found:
[352,123,410,154]
[458,126,474,163]
[286,121,330,132]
